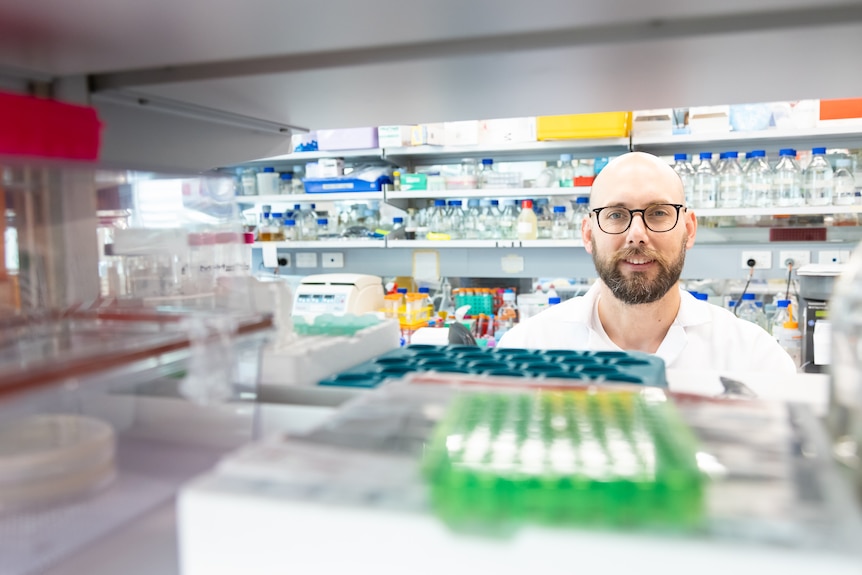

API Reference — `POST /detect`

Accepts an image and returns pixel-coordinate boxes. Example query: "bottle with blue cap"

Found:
[256,166,279,196]
[478,158,495,189]
[744,150,773,209]
[571,196,590,228]
[429,199,448,237]
[558,154,574,188]
[498,199,519,240]
[718,151,743,209]
[694,152,718,209]
[464,199,482,239]
[737,293,767,330]
[672,153,696,207]
[774,149,803,207]
[803,147,833,206]
[551,205,570,239]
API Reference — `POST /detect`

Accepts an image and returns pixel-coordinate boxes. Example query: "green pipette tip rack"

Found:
[423,389,705,532]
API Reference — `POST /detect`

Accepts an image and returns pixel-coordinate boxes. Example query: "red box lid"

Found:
[0,91,102,161]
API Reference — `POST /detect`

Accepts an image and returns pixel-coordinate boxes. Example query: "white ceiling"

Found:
[2,0,862,169]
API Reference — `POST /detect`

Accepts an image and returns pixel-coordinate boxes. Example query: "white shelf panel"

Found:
[384,139,630,162]
[694,205,862,217]
[633,124,862,153]
[386,187,590,200]
[386,239,584,249]
[252,240,385,249]
[238,148,386,166]
[237,192,384,205]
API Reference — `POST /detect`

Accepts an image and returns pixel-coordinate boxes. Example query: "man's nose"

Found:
[625,212,649,243]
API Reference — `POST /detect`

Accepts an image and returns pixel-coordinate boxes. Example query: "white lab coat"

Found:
[497,282,797,374]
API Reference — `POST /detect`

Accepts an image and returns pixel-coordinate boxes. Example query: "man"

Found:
[498,152,796,374]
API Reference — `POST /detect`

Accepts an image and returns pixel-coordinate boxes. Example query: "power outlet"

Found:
[818,250,851,264]
[322,252,344,268]
[295,252,318,268]
[740,250,772,269]
[779,250,810,268]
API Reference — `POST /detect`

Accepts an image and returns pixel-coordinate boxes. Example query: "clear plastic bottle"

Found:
[558,154,574,188]
[535,198,553,239]
[517,199,538,240]
[737,293,767,330]
[478,158,495,189]
[770,299,791,339]
[291,169,305,194]
[278,172,294,195]
[551,205,570,239]
[536,161,559,188]
[317,217,333,239]
[495,289,519,340]
[464,199,482,239]
[774,301,802,368]
[447,200,465,239]
[803,147,834,206]
[428,199,448,237]
[571,196,590,228]
[498,199,519,240]
[694,152,718,209]
[833,158,858,226]
[833,158,856,206]
[774,148,803,207]
[672,153,696,207]
[283,218,298,241]
[240,168,258,196]
[745,150,773,208]
[718,151,744,208]
[299,203,318,240]
[256,167,280,196]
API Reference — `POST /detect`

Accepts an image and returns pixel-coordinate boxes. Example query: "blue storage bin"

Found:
[303,175,392,193]
[317,345,667,389]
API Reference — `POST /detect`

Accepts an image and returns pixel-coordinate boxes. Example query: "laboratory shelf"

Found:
[693,205,862,217]
[237,192,384,204]
[632,124,862,154]
[386,239,584,249]
[384,138,631,163]
[386,187,590,200]
[253,240,385,249]
[232,148,387,167]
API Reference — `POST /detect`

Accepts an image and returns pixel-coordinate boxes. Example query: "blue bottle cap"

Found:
[397,288,408,294]
[317,218,328,225]
[481,158,494,166]
[576,196,589,204]
[726,151,738,158]
[280,172,293,180]
[699,152,713,160]
[553,205,566,213]
[418,287,430,294]
[393,217,404,223]
[776,299,790,307]
[263,167,275,172]
[491,199,500,205]
[673,153,687,161]
[560,153,573,161]
[285,219,296,226]
[434,199,446,206]
[271,212,283,218]
[744,152,753,159]
[742,293,755,300]
[779,148,796,156]
[452,200,463,206]
[812,147,827,155]
[751,150,766,157]
[548,297,561,305]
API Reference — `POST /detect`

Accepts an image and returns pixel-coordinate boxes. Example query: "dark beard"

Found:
[592,238,687,305]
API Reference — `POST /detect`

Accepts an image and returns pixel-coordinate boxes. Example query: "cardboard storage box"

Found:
[536,112,631,140]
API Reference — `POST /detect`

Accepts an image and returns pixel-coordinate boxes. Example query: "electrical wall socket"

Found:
[779,250,810,268]
[321,252,344,268]
[818,250,852,264]
[740,250,772,269]
[295,252,318,268]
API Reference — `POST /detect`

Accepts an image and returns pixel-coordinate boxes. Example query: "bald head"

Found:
[591,152,685,208]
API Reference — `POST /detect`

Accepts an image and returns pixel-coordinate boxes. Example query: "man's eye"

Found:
[605,210,626,220]
[649,208,670,217]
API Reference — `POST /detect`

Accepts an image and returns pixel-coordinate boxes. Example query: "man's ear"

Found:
[582,214,593,254]
[684,208,697,250]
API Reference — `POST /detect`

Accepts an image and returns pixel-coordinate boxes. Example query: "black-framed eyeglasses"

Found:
[591,203,685,234]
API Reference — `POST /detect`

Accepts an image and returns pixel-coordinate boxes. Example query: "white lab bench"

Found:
[16,371,861,575]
